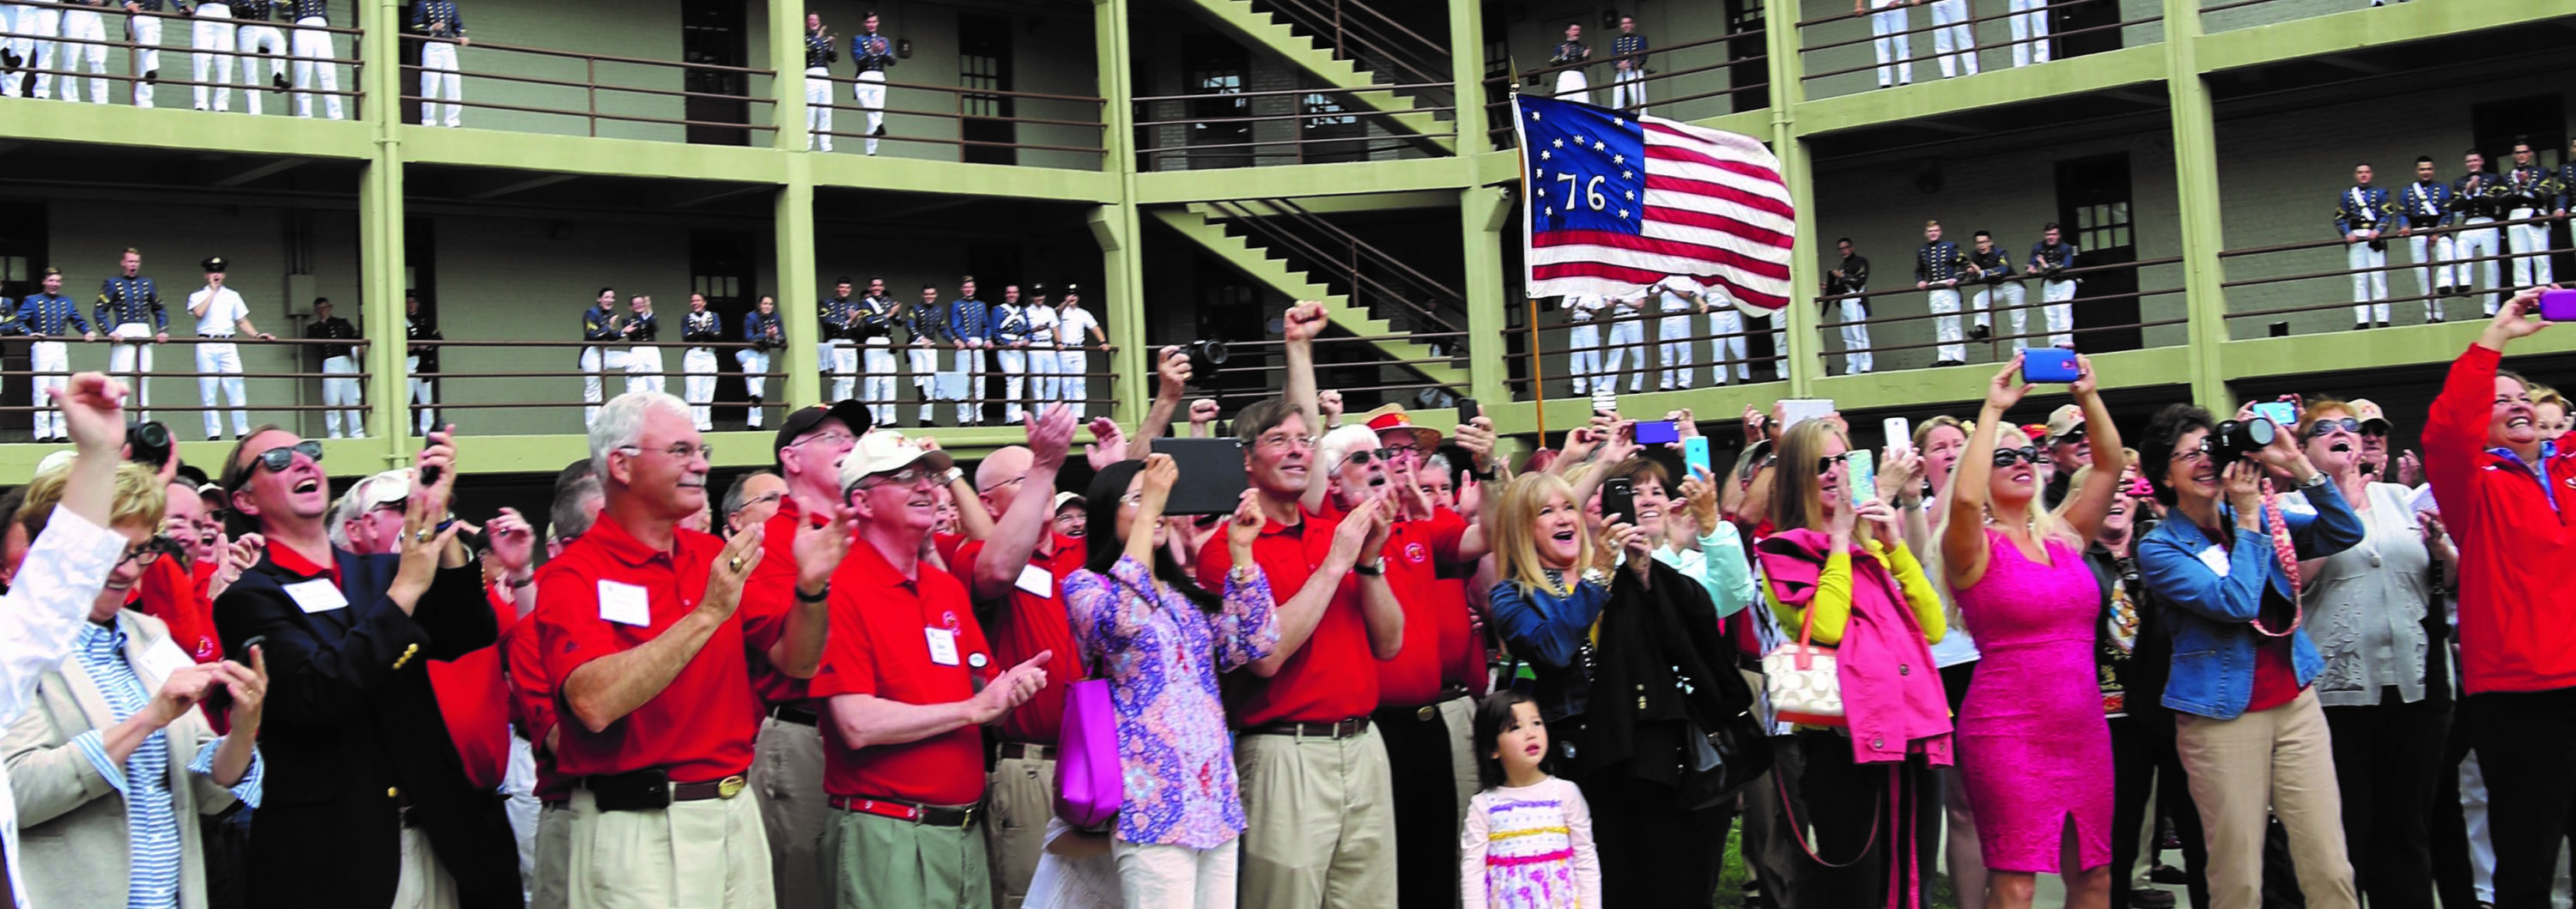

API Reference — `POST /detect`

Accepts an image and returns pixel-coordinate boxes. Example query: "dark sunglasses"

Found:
[1343,448,1401,466]
[1992,446,2043,467]
[243,440,325,482]
[2305,417,2363,438]
[1816,452,1854,475]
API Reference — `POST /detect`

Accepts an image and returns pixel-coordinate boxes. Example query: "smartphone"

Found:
[2251,401,2297,428]
[1455,397,1479,427]
[1590,385,1619,416]
[1633,420,1680,445]
[1845,450,1879,509]
[1780,398,1835,429]
[1601,477,1637,524]
[1882,417,1914,454]
[1682,436,1713,479]
[2541,288,2576,321]
[2022,348,2081,383]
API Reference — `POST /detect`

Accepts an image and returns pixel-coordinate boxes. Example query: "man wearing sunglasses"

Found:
[2042,403,2093,511]
[210,422,522,907]
[531,392,838,907]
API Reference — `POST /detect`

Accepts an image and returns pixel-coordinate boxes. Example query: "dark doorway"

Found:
[1183,40,1251,170]
[690,231,759,422]
[2051,0,2124,59]
[404,215,440,434]
[0,200,46,437]
[681,0,753,146]
[2056,153,2138,353]
[959,14,1017,166]
[1724,0,1769,113]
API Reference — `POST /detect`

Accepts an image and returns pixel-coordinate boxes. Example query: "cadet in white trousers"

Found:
[850,15,892,155]
[1706,289,1749,384]
[1929,0,1977,77]
[991,286,1032,422]
[185,256,273,440]
[2007,0,2050,67]
[190,0,233,110]
[1026,286,1061,415]
[15,269,93,443]
[856,281,899,427]
[2397,157,2458,324]
[907,283,943,424]
[57,0,108,103]
[1826,239,1874,373]
[578,289,623,427]
[234,0,288,115]
[404,292,438,436]
[801,15,835,151]
[2506,141,2555,289]
[1054,288,1099,416]
[305,297,364,439]
[2336,165,2394,329]
[2028,226,2080,348]
[1605,293,1644,391]
[98,251,169,421]
[1607,18,1646,112]
[287,0,339,118]
[3,3,53,100]
[950,279,992,425]
[819,279,860,403]
[1650,276,1697,391]
[620,295,665,396]
[2453,154,2506,317]
[1865,0,1912,88]
[1564,294,1606,394]
[1916,221,1971,366]
[411,0,464,127]
[738,295,781,428]
[1549,23,1589,102]
[126,0,174,107]
[1966,230,2026,351]
[679,294,723,432]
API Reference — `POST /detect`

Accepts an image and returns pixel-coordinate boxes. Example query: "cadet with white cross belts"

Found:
[682,293,724,432]
[96,249,169,421]
[185,255,275,441]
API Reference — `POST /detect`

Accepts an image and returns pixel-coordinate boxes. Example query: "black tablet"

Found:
[1153,437,1251,515]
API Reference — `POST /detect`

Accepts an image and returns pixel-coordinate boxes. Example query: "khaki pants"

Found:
[752,714,829,909]
[393,826,460,909]
[1236,724,1398,909]
[1437,696,1478,837]
[532,803,570,909]
[823,808,991,909]
[987,749,1058,909]
[565,785,775,909]
[2174,688,2357,909]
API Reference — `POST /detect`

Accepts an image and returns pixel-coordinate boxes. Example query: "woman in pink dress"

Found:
[1940,353,2126,909]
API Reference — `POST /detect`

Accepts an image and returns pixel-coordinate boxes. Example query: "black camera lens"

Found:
[125,421,173,468]
[2208,417,2278,463]
[1184,338,1230,379]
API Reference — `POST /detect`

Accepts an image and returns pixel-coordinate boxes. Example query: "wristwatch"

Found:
[2297,470,2330,490]
[943,467,965,486]
[1354,558,1387,577]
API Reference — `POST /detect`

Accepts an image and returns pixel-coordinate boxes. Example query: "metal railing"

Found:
[1198,198,1467,342]
[1806,254,2188,373]
[1502,303,1789,400]
[1133,82,1456,170]
[0,4,365,116]
[1489,25,1769,147]
[1251,0,1453,109]
[2216,213,2566,333]
[1189,331,1467,413]
[808,72,1107,164]
[2197,0,2360,33]
[396,34,775,142]
[1795,1,2161,98]
[2,336,370,438]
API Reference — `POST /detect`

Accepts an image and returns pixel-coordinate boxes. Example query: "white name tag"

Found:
[2196,545,2233,578]
[598,581,652,627]
[925,627,960,666]
[283,578,348,614]
[139,639,194,682]
[1013,564,1054,598]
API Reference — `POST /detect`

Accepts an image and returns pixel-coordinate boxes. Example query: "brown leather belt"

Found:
[1249,716,1372,739]
[671,775,750,802]
[993,741,1056,761]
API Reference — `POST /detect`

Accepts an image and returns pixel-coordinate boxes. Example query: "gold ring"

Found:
[728,555,745,573]
[416,529,433,543]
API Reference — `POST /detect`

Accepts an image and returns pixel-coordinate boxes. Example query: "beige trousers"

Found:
[530,803,569,909]
[753,714,829,909]
[565,784,776,908]
[2172,688,2357,909]
[1235,725,1399,909]
[1113,838,1240,909]
[986,750,1059,909]
[392,826,460,909]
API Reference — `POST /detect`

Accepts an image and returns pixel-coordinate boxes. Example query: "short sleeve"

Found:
[532,565,617,689]
[735,519,801,656]
[806,586,880,700]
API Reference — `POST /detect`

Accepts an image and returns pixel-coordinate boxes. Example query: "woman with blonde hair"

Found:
[1488,472,1646,738]
[1941,354,2125,909]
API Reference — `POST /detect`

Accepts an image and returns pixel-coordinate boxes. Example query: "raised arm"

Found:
[1133,347,1190,451]
[973,406,1075,603]
[2057,356,2127,543]
[1945,356,2027,590]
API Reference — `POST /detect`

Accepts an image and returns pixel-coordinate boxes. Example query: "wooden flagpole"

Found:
[1515,88,1549,451]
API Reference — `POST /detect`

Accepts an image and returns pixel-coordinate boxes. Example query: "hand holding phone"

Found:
[1682,436,1713,478]
[1601,477,1636,526]
[1632,420,1680,445]
[2021,348,2081,383]
[1845,451,1880,509]
[2251,401,2297,429]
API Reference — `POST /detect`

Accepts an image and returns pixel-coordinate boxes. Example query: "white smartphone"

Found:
[1590,385,1619,416]
[1883,417,1914,454]
[1780,398,1836,430]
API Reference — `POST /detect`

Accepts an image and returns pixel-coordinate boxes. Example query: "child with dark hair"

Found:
[1460,690,1601,909]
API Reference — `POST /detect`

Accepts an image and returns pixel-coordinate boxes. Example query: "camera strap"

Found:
[2249,480,2304,639]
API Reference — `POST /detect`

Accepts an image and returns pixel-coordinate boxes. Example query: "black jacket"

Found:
[1577,559,1754,786]
[213,550,521,908]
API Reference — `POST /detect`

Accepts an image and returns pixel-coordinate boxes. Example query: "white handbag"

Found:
[1761,600,1846,727]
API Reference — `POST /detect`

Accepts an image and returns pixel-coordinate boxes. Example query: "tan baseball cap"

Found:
[2044,403,2086,443]
[2346,397,2391,432]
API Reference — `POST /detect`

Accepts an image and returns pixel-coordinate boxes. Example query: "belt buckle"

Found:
[715,774,746,799]
[1415,705,1437,722]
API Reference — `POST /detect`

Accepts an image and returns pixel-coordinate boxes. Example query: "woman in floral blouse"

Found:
[1061,453,1280,908]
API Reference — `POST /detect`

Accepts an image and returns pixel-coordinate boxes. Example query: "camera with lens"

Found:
[125,421,173,468]
[2208,417,2278,464]
[1182,338,1230,379]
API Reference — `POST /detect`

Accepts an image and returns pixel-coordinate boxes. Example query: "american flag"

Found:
[1515,94,1795,316]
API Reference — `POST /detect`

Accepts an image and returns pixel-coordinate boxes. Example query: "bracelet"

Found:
[795,584,831,604]
[507,575,535,590]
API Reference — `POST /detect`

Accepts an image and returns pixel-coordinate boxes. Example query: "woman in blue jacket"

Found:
[2134,403,2364,909]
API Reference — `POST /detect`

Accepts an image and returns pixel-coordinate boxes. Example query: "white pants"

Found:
[127,14,160,106]
[1838,298,1874,373]
[9,6,58,100]
[236,21,283,113]
[190,3,232,111]
[290,16,340,118]
[1656,311,1692,389]
[733,348,770,427]
[322,354,363,438]
[1057,348,1088,417]
[824,339,855,402]
[803,68,832,151]
[997,347,1029,421]
[2040,279,2076,348]
[1929,0,1977,77]
[419,39,460,127]
[1974,282,2029,350]
[907,343,938,421]
[1603,318,1643,391]
[1869,3,1912,86]
[405,355,435,435]
[682,347,717,429]
[196,341,250,438]
[503,735,539,904]
[107,329,155,419]
[1111,839,1239,909]
[1929,287,1966,363]
[2348,240,2389,324]
[2461,750,2495,901]
[1608,65,1645,113]
[392,825,462,909]
[1030,347,1062,410]
[861,338,896,426]
[623,346,664,396]
[854,70,884,155]
[957,345,988,423]
[1552,68,1588,105]
[2454,218,2502,315]
[1708,308,1748,382]
[2508,209,2555,288]
[29,341,68,440]
[579,346,615,426]
[58,9,105,103]
[2407,232,2456,322]
[2008,0,2050,67]
[1566,322,1602,393]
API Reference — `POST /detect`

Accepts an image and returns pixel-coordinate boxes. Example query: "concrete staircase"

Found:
[1168,0,1455,155]
[1151,205,1470,391]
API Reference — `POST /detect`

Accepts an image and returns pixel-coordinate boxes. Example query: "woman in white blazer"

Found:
[2,460,267,909]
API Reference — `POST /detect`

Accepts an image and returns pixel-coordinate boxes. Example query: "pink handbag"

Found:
[1054,677,1122,828]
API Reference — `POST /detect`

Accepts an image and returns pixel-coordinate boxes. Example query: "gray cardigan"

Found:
[2,609,243,909]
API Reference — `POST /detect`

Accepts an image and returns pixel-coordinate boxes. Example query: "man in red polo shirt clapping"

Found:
[532,391,840,908]
[811,429,1053,909]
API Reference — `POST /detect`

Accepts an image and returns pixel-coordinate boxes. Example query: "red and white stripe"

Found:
[1527,117,1797,316]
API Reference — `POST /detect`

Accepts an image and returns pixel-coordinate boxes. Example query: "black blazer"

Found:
[213,549,522,909]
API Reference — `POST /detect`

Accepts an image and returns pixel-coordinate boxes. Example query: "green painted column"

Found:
[2162,0,2233,413]
[1094,0,1148,426]
[358,0,409,466]
[1460,185,1512,413]
[1765,0,1818,397]
[1446,0,1490,156]
[772,0,808,153]
[775,173,823,409]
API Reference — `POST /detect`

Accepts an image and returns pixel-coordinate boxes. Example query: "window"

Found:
[1302,82,1365,164]
[958,14,1016,166]
[2074,201,2130,252]
[1183,43,1251,169]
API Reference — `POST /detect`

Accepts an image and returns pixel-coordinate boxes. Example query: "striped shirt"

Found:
[67,620,264,909]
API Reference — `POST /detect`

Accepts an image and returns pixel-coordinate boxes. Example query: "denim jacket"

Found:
[2136,478,2364,720]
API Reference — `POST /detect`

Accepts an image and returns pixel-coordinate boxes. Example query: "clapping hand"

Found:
[972,651,1054,723]
[1082,417,1128,470]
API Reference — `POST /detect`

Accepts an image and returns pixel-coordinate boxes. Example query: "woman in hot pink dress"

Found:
[1940,353,2125,909]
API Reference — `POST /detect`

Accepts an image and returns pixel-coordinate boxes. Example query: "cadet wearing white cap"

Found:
[187,256,275,440]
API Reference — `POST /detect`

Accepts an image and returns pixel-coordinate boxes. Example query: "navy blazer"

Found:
[213,549,521,908]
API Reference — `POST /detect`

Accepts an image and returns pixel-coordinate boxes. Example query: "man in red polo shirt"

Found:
[1191,301,1404,909]
[533,391,838,907]
[740,399,869,909]
[813,430,1053,909]
[956,403,1084,907]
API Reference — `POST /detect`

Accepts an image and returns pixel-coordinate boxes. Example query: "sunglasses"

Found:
[1342,448,1402,467]
[1816,452,1853,475]
[1992,446,2043,467]
[241,440,325,485]
[2304,417,2363,438]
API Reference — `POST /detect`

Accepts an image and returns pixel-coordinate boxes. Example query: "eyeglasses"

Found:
[1379,440,1424,454]
[857,465,939,490]
[1992,446,2043,467]
[979,475,1027,494]
[1117,492,1145,505]
[240,440,325,486]
[2305,417,2363,439]
[617,443,715,462]
[1255,433,1316,453]
[1341,449,1400,467]
[118,536,179,569]
[1816,452,1853,475]
[2171,439,2215,463]
[729,490,784,516]
[790,432,855,450]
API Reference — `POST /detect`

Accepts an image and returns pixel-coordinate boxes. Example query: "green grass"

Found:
[1709,819,1961,909]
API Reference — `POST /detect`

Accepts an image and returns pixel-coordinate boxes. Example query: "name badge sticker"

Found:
[2195,545,2232,578]
[283,578,349,614]
[1013,564,1054,598]
[925,627,961,666]
[598,581,652,627]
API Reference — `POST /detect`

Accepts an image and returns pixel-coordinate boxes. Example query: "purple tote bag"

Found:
[1054,677,1122,828]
